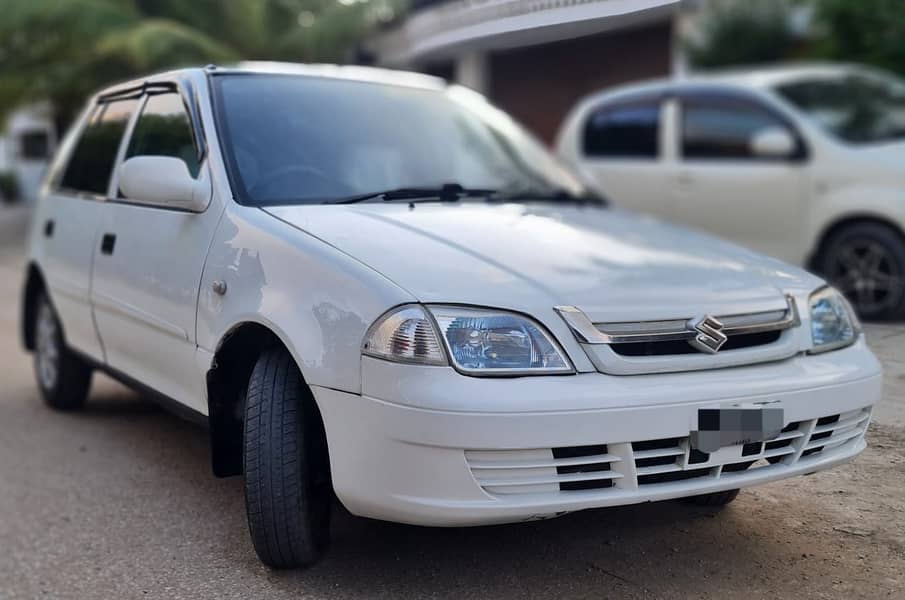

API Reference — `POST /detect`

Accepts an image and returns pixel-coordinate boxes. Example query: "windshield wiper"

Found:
[488,188,608,206]
[329,183,497,204]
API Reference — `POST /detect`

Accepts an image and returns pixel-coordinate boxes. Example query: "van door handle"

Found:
[44,220,55,238]
[100,233,117,255]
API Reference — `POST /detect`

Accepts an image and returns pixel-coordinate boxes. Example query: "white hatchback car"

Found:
[23,63,882,569]
[557,64,905,320]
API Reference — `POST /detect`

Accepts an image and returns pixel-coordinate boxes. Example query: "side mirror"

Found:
[118,156,210,212]
[750,127,797,159]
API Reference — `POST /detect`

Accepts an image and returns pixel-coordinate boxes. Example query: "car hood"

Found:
[264,202,822,321]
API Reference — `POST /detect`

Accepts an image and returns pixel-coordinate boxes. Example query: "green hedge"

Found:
[0,171,20,204]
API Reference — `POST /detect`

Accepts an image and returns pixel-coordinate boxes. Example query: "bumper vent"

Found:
[466,408,870,498]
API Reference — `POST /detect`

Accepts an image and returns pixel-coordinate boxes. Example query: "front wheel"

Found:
[817,222,905,320]
[243,346,331,569]
[33,293,92,411]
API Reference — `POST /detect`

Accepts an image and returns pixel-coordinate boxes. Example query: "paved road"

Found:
[1,208,903,599]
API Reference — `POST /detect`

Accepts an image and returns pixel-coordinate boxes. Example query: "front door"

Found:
[91,89,223,412]
[669,91,808,264]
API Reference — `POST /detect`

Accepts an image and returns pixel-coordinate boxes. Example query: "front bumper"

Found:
[313,341,882,526]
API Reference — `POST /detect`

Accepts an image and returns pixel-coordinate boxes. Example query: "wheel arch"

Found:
[206,320,328,478]
[808,213,905,271]
[21,262,49,352]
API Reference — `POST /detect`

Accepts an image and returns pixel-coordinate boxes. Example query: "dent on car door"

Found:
[575,94,672,217]
[40,98,140,363]
[90,89,221,413]
[670,91,809,263]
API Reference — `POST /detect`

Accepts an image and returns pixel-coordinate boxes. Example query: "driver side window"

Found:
[126,92,200,176]
[680,93,802,161]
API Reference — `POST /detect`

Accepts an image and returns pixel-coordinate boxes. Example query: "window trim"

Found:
[55,100,140,202]
[108,85,208,212]
[581,92,666,161]
[100,79,207,162]
[676,88,810,164]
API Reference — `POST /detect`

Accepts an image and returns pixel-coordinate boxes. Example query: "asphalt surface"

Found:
[1,207,903,599]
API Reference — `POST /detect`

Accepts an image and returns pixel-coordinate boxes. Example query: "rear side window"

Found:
[583,100,660,158]
[681,95,797,160]
[60,98,138,195]
[126,92,200,176]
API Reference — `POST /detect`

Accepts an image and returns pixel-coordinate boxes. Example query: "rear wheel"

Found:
[679,489,740,507]
[243,346,331,569]
[817,222,905,320]
[33,293,92,411]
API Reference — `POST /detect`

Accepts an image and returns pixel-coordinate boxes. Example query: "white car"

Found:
[556,63,905,320]
[22,63,882,569]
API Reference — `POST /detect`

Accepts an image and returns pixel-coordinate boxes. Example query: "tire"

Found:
[243,346,331,569]
[816,222,905,320]
[679,489,740,507]
[33,293,92,411]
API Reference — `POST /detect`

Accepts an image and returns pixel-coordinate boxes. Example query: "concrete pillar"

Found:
[454,50,489,94]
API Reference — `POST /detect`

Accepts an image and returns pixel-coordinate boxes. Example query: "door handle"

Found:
[43,220,54,238]
[100,233,117,255]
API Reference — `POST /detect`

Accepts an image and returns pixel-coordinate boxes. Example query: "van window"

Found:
[60,98,138,195]
[583,100,660,158]
[20,131,50,160]
[126,92,200,176]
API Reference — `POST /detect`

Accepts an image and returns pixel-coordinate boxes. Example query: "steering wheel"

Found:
[248,164,347,198]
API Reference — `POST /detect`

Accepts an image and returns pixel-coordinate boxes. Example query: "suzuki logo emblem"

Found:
[689,315,727,354]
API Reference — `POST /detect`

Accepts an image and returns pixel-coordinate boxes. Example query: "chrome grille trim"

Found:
[555,295,799,346]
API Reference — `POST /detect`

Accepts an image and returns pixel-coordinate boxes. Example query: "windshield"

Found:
[775,72,905,145]
[212,73,586,206]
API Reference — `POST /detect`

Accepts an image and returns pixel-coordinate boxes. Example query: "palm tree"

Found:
[0,0,405,132]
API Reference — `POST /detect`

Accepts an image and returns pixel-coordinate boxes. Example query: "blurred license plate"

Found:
[690,407,784,453]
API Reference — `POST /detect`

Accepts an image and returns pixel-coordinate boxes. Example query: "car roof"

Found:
[686,62,871,89]
[94,61,448,100]
[582,62,884,104]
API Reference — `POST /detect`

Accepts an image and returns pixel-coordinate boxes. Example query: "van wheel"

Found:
[243,346,331,569]
[33,293,92,410]
[817,222,905,320]
[679,489,740,507]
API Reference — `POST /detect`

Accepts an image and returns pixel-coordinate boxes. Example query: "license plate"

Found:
[690,407,784,453]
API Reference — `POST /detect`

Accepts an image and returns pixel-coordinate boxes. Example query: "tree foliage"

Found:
[0,0,405,130]
[810,0,905,76]
[685,0,905,77]
[684,0,801,70]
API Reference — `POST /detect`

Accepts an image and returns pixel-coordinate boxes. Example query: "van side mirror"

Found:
[118,156,210,212]
[750,127,797,159]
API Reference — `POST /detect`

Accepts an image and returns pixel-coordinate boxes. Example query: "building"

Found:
[365,0,681,143]
[0,104,56,204]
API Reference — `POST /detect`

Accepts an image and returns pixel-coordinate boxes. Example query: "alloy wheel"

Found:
[827,238,904,317]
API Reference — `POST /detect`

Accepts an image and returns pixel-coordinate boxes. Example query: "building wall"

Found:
[488,21,673,144]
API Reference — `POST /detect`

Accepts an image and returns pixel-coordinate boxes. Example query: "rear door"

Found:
[91,86,223,412]
[669,90,808,262]
[569,93,675,218]
[39,98,140,362]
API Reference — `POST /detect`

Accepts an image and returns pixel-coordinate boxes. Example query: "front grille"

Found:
[465,408,870,498]
[557,296,803,375]
[611,330,781,357]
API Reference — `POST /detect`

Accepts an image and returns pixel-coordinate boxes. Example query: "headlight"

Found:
[362,305,446,365]
[363,304,574,375]
[427,306,573,375]
[808,287,861,353]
